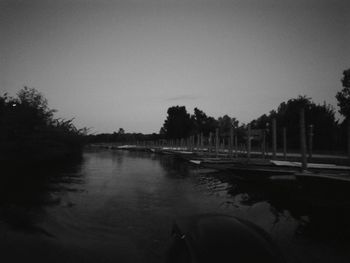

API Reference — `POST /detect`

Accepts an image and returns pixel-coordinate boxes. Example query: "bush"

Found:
[0,87,85,163]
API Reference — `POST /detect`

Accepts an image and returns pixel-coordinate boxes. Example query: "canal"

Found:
[1,149,349,262]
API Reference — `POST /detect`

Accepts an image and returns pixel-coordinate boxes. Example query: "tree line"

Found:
[7,68,346,157]
[157,68,350,153]
[89,68,350,154]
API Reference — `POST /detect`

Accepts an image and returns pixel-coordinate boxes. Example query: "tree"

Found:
[336,69,350,118]
[191,108,218,136]
[336,68,350,159]
[218,115,237,136]
[0,87,84,163]
[251,96,338,150]
[161,106,192,139]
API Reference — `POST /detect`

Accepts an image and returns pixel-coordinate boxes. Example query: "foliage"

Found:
[251,96,338,150]
[0,87,84,162]
[217,115,238,136]
[160,106,192,139]
[191,108,218,136]
[336,68,350,118]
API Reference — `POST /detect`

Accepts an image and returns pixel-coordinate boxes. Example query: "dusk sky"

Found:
[1,0,349,134]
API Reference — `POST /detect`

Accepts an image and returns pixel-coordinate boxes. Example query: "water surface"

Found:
[1,149,349,262]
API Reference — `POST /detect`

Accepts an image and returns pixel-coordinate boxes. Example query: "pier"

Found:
[90,142,350,186]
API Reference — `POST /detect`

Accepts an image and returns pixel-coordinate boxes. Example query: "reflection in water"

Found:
[0,159,84,238]
[0,149,350,263]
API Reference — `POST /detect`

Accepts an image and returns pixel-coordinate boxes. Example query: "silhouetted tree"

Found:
[191,107,218,136]
[161,106,192,139]
[218,115,238,136]
[336,69,350,118]
[251,96,338,151]
[336,68,350,158]
[0,87,84,163]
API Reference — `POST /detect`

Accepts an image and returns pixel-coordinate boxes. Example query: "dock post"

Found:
[262,129,266,158]
[215,128,219,158]
[300,107,308,171]
[197,134,200,152]
[209,132,212,154]
[229,126,233,158]
[283,127,287,160]
[223,138,226,154]
[308,124,313,161]
[272,118,277,159]
[234,132,238,158]
[200,133,204,153]
[193,135,196,152]
[247,124,251,161]
[348,118,350,164]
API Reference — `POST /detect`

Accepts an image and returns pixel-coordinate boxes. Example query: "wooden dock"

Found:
[89,143,350,184]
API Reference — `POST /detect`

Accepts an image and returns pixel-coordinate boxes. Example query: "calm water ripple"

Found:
[1,149,350,262]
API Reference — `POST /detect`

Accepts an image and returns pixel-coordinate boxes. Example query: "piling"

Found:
[308,124,314,161]
[283,127,287,160]
[209,132,212,154]
[215,128,219,158]
[272,118,277,159]
[348,118,350,163]
[247,124,251,160]
[201,133,204,152]
[229,126,233,158]
[299,107,307,171]
[234,133,238,158]
[262,129,266,158]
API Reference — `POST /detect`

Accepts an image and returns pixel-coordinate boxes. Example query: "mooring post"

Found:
[262,129,266,158]
[308,124,314,161]
[223,138,225,153]
[300,107,307,171]
[265,123,269,158]
[200,133,204,152]
[208,132,212,154]
[283,127,287,160]
[348,118,350,164]
[215,128,219,158]
[272,118,277,159]
[230,126,233,158]
[247,124,251,161]
[234,132,238,158]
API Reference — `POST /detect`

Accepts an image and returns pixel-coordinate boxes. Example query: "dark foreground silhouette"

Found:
[166,214,284,263]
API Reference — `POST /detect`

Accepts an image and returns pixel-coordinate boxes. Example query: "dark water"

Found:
[1,149,350,262]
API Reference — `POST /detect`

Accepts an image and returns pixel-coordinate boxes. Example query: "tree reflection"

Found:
[0,159,84,235]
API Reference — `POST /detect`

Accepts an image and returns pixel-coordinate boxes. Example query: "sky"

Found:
[1,0,349,134]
